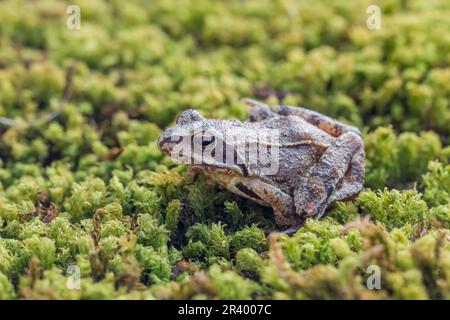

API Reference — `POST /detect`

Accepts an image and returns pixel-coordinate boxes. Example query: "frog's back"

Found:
[254,115,335,148]
[248,115,335,195]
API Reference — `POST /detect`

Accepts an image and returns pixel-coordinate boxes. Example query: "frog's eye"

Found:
[176,112,185,124]
[193,132,217,150]
[176,109,204,125]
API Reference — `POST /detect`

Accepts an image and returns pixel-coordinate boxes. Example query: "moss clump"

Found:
[0,0,449,300]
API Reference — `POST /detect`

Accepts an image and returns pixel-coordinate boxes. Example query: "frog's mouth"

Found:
[191,161,249,177]
[190,140,250,177]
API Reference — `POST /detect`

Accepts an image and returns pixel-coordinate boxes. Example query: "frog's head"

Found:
[158,109,206,154]
[158,109,250,176]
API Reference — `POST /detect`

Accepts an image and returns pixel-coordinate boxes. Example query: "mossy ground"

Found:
[0,0,450,299]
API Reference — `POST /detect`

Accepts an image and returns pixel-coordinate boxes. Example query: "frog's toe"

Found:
[279,226,301,236]
[241,98,268,108]
[305,202,315,217]
[305,200,328,219]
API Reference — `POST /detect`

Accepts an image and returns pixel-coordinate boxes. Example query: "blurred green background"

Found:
[0,0,449,300]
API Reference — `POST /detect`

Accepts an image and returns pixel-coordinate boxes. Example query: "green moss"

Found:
[137,214,169,249]
[229,225,268,253]
[185,223,230,260]
[364,128,443,189]
[136,246,172,285]
[0,241,15,276]
[0,272,15,300]
[65,178,107,221]
[235,248,264,274]
[165,199,181,234]
[422,161,450,207]
[357,189,430,231]
[0,0,449,300]
[208,264,262,300]
[24,237,56,270]
[280,219,344,270]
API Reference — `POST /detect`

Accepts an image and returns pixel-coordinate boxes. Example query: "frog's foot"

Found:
[188,166,215,185]
[279,226,301,236]
[242,98,279,122]
[242,98,268,109]
[187,166,199,177]
[294,131,365,219]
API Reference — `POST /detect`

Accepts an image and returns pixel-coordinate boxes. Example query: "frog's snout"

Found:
[158,128,182,154]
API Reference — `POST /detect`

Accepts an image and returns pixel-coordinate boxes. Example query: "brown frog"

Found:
[158,99,365,229]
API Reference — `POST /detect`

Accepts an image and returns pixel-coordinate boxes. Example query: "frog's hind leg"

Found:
[272,105,361,137]
[242,98,279,122]
[243,99,361,137]
[294,132,364,219]
[330,145,365,202]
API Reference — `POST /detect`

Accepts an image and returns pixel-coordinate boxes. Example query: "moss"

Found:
[0,0,449,300]
[0,272,16,300]
[165,199,182,234]
[364,127,443,189]
[136,246,172,285]
[208,264,262,300]
[65,178,108,221]
[422,161,450,207]
[24,237,56,270]
[357,189,430,231]
[229,225,268,253]
[235,248,264,274]
[0,241,15,276]
[185,223,230,260]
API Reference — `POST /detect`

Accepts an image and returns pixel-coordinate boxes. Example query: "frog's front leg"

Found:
[239,179,298,226]
[294,132,364,219]
[188,166,216,185]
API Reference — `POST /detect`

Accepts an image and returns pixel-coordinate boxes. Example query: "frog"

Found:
[158,99,365,229]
